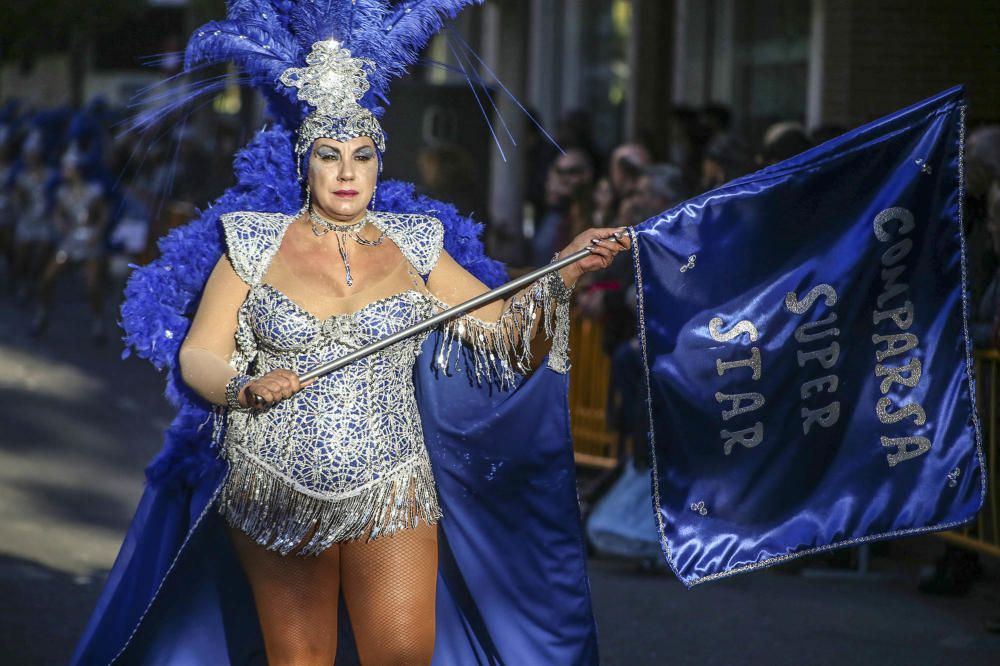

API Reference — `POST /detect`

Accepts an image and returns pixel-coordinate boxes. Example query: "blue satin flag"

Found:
[630,86,986,587]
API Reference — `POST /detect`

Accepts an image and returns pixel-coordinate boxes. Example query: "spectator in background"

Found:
[531,147,594,266]
[757,121,813,166]
[615,161,686,237]
[417,142,479,216]
[32,145,109,342]
[809,123,847,146]
[966,126,1000,308]
[0,126,16,288]
[11,129,57,304]
[701,132,754,191]
[598,163,688,352]
[600,164,690,505]
[698,103,732,139]
[608,142,652,237]
[633,163,687,222]
[971,180,1000,348]
[609,143,652,204]
[667,105,709,190]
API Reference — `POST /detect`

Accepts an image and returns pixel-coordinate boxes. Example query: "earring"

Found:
[370,182,378,211]
[303,184,312,213]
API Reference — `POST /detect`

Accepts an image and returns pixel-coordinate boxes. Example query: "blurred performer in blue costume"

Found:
[72,1,625,664]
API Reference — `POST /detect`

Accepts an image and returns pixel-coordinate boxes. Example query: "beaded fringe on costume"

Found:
[217,446,442,556]
[427,269,575,389]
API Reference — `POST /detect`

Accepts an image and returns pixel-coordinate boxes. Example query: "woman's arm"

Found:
[178,255,249,406]
[420,226,629,386]
[180,254,305,409]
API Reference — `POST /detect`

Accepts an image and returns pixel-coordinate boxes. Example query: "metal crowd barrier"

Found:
[568,317,619,469]
[936,348,999,557]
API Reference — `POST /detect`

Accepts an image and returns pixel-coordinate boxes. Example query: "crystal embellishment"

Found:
[214,208,574,555]
[280,38,387,174]
[947,467,961,488]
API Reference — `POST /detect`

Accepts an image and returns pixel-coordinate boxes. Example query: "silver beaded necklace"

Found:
[308,207,386,287]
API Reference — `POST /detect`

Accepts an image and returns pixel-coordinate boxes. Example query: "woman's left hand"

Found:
[556,226,632,288]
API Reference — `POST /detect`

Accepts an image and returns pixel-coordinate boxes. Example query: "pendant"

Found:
[336,231,353,286]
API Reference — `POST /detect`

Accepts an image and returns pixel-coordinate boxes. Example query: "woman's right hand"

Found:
[241,369,303,409]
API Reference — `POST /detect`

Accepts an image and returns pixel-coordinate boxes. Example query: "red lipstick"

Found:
[334,189,358,198]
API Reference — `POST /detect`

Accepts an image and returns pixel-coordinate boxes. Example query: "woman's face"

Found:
[307,136,378,223]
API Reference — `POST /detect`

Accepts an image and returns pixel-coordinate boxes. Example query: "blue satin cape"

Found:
[70,338,599,665]
[630,85,986,587]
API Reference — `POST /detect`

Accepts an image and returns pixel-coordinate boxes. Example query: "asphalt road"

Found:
[1,269,999,665]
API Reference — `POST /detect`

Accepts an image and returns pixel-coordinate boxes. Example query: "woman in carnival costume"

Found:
[33,144,111,342]
[11,126,58,305]
[73,1,626,664]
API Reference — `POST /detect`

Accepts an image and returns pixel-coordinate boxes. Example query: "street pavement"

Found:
[1,271,999,665]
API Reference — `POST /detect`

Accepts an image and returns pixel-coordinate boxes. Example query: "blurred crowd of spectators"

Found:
[4,90,998,369]
[520,105,1000,466]
[0,98,239,343]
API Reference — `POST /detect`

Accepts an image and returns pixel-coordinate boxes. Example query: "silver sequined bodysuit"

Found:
[215,209,573,556]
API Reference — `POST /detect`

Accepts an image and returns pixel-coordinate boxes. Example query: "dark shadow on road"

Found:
[0,552,108,666]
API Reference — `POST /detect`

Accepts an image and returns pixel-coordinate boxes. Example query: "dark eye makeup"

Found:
[314,144,374,162]
[315,145,340,160]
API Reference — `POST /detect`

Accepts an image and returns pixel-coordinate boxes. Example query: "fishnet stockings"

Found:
[228,519,438,666]
[341,521,438,665]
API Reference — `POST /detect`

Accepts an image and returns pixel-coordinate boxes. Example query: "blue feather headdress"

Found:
[183,1,483,112]
[181,1,483,165]
[121,1,504,489]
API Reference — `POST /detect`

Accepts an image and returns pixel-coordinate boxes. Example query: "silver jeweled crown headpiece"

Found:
[279,39,387,179]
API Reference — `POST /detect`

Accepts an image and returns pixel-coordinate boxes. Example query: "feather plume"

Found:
[375,0,484,85]
[184,19,298,83]
[123,1,508,490]
[121,129,506,490]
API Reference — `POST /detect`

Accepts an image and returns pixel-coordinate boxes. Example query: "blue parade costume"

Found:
[71,1,986,661]
[72,165,598,664]
[72,2,600,663]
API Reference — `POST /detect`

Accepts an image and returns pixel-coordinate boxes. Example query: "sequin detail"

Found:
[214,208,572,556]
[279,39,387,161]
[217,210,444,555]
[426,268,575,389]
[219,210,443,285]
[221,278,441,554]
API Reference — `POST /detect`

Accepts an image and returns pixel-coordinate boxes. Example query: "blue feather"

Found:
[185,19,297,77]
[122,149,507,488]
[383,1,483,60]
[121,1,504,490]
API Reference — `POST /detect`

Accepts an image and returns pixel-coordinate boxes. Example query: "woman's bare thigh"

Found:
[227,525,342,666]
[339,521,438,665]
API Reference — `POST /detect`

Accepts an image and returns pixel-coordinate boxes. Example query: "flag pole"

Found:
[295,247,593,384]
